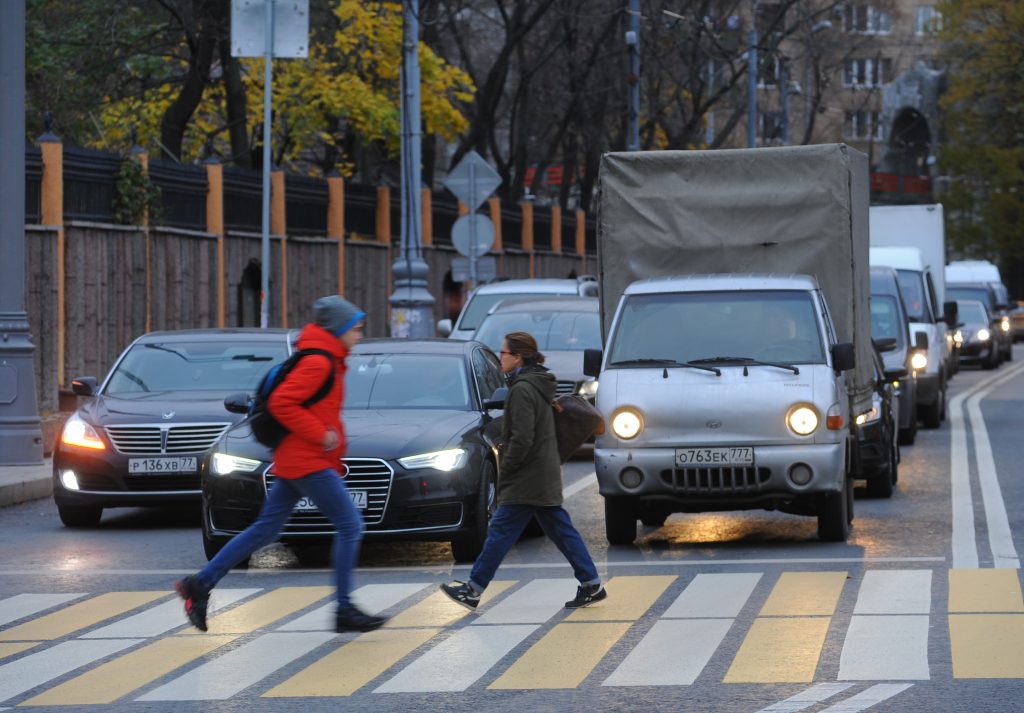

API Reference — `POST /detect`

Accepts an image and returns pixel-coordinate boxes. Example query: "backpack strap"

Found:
[294,348,336,407]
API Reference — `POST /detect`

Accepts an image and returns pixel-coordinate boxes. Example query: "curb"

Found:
[0,475,53,508]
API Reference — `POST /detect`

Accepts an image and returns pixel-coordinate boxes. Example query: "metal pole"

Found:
[626,0,641,151]
[0,0,43,463]
[747,1,758,148]
[259,0,275,329]
[781,62,789,145]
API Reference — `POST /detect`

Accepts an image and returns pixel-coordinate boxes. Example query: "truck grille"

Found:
[659,467,771,495]
[264,458,393,531]
[105,423,230,455]
[555,381,576,396]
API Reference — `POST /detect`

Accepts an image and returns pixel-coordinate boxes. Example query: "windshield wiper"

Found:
[231,354,275,362]
[143,344,188,360]
[610,358,721,375]
[689,356,800,375]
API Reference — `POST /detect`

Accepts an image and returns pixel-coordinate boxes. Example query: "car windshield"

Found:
[345,354,471,410]
[870,295,905,346]
[607,290,825,366]
[473,310,601,353]
[948,286,993,312]
[895,270,933,322]
[458,291,573,331]
[957,301,988,325]
[104,340,287,395]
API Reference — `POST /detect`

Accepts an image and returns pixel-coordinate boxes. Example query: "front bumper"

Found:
[959,341,994,364]
[53,447,203,508]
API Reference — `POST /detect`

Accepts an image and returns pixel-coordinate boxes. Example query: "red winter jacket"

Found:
[267,323,347,478]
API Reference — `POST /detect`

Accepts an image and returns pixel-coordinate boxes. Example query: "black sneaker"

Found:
[175,576,210,631]
[440,581,480,610]
[565,583,607,609]
[335,605,386,633]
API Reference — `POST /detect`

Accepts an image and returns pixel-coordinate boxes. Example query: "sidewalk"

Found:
[0,458,53,507]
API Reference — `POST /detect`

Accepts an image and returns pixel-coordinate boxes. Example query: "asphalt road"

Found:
[2,347,1024,712]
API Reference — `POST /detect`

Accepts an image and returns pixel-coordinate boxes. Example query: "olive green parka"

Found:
[497,365,562,507]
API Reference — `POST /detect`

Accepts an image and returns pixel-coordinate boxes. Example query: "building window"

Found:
[915,6,943,35]
[756,54,780,88]
[839,4,892,34]
[843,58,892,88]
[844,110,885,140]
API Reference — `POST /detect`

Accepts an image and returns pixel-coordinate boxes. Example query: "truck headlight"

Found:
[1001,317,1010,332]
[611,408,643,439]
[977,328,990,342]
[211,452,262,475]
[399,448,467,472]
[787,405,819,436]
[910,352,928,370]
[577,379,599,398]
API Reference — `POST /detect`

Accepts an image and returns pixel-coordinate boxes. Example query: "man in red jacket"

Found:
[176,295,384,633]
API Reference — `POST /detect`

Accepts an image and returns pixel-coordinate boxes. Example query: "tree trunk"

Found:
[160,33,216,161]
[220,39,251,168]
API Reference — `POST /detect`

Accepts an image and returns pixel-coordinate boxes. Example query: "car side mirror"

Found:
[914,332,928,350]
[831,342,856,373]
[224,392,251,414]
[872,337,898,353]
[436,319,452,337]
[583,348,603,378]
[943,301,959,326]
[483,386,508,410]
[884,366,908,381]
[70,376,98,396]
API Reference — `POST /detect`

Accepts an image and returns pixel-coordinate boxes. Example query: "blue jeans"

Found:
[197,468,364,607]
[469,504,600,591]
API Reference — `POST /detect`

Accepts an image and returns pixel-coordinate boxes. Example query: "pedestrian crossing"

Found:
[0,568,1022,706]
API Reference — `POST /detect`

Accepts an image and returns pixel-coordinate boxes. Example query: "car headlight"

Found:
[577,379,599,398]
[1001,317,1010,332]
[61,414,105,450]
[787,405,819,436]
[399,448,467,472]
[855,398,882,425]
[910,352,928,370]
[611,408,643,439]
[211,452,262,475]
[977,328,990,342]
[954,329,964,346]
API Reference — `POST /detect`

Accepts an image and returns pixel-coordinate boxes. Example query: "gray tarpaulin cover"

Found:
[596,143,872,414]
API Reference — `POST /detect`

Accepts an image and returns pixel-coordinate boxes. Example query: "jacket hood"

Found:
[511,365,556,400]
[296,323,347,358]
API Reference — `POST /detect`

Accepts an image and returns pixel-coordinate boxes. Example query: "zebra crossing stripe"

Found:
[759,572,847,616]
[83,589,261,638]
[0,594,86,628]
[19,635,238,706]
[384,581,515,629]
[0,592,165,642]
[662,573,762,619]
[603,619,734,686]
[262,628,441,697]
[489,622,631,689]
[724,618,831,683]
[818,683,913,712]
[755,682,855,712]
[566,576,675,622]
[475,579,576,625]
[137,632,337,701]
[183,586,333,635]
[0,639,142,703]
[949,614,1024,678]
[948,569,1024,613]
[852,570,931,615]
[838,615,930,680]
[277,583,430,632]
[0,643,37,661]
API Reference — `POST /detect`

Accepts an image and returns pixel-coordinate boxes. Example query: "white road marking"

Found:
[818,683,914,712]
[851,570,931,615]
[603,619,733,686]
[838,615,930,680]
[82,588,261,638]
[276,582,429,631]
[949,389,979,569]
[136,631,336,701]
[662,573,761,619]
[755,682,855,712]
[373,624,537,692]
[0,638,142,702]
[0,593,86,627]
[474,579,574,625]
[563,472,597,499]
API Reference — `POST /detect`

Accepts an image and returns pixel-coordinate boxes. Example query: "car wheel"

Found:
[202,531,248,568]
[640,512,667,528]
[866,444,896,498]
[984,349,999,370]
[451,460,496,563]
[605,497,637,545]
[293,545,331,567]
[921,389,943,429]
[57,504,102,527]
[898,420,916,446]
[817,477,851,542]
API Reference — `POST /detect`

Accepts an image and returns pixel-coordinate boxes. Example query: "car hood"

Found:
[542,351,586,383]
[79,392,244,425]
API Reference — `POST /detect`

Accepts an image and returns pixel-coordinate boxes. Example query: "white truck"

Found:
[584,144,873,543]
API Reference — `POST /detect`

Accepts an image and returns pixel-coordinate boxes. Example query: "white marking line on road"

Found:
[838,615,930,680]
[373,624,537,693]
[818,683,914,712]
[852,570,931,615]
[0,638,142,703]
[602,619,733,686]
[474,579,574,625]
[276,583,429,631]
[755,682,855,712]
[563,472,596,499]
[82,589,261,639]
[136,631,336,701]
[0,593,86,628]
[662,573,762,619]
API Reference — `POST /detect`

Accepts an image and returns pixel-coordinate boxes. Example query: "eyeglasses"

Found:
[499,350,516,357]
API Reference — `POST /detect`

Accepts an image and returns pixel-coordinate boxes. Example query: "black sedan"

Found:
[856,339,906,498]
[53,329,294,527]
[202,338,507,563]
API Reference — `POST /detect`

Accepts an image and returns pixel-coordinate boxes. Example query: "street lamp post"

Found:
[747,0,760,148]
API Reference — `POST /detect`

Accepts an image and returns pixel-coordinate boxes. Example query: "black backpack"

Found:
[248,349,335,449]
[523,382,604,463]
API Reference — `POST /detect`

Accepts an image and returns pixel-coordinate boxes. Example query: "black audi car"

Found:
[856,340,905,498]
[53,329,294,527]
[202,338,507,563]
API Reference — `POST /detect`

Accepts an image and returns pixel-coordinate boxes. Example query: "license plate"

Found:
[675,447,754,467]
[294,491,367,512]
[128,457,197,474]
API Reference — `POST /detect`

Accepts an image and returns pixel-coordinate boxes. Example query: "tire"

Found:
[640,512,667,528]
[202,531,249,568]
[817,477,851,542]
[984,349,999,370]
[605,497,638,545]
[866,444,896,498]
[898,421,916,446]
[921,388,943,429]
[451,461,496,562]
[57,504,102,527]
[293,545,331,567]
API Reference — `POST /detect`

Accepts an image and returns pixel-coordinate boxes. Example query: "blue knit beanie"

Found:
[314,295,365,337]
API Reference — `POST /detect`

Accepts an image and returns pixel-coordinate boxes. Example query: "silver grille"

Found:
[555,380,576,396]
[105,423,230,455]
[660,467,771,495]
[265,458,393,527]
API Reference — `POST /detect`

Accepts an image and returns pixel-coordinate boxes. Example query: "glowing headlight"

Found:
[211,452,262,475]
[910,352,928,370]
[787,405,819,436]
[611,409,643,439]
[1001,318,1011,332]
[954,329,964,347]
[61,414,105,450]
[399,448,467,472]
[977,328,990,342]
[856,396,882,425]
[577,379,599,398]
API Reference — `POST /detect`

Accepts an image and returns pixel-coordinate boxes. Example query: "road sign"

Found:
[452,256,496,283]
[451,214,495,258]
[232,0,310,58]
[443,151,501,211]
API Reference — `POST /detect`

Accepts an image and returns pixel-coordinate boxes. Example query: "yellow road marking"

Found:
[385,581,514,629]
[0,592,165,641]
[183,587,333,635]
[758,572,847,616]
[19,635,238,706]
[948,569,1024,613]
[950,614,1024,678]
[0,642,37,660]
[724,617,830,683]
[263,628,440,697]
[566,576,675,622]
[489,622,631,689]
